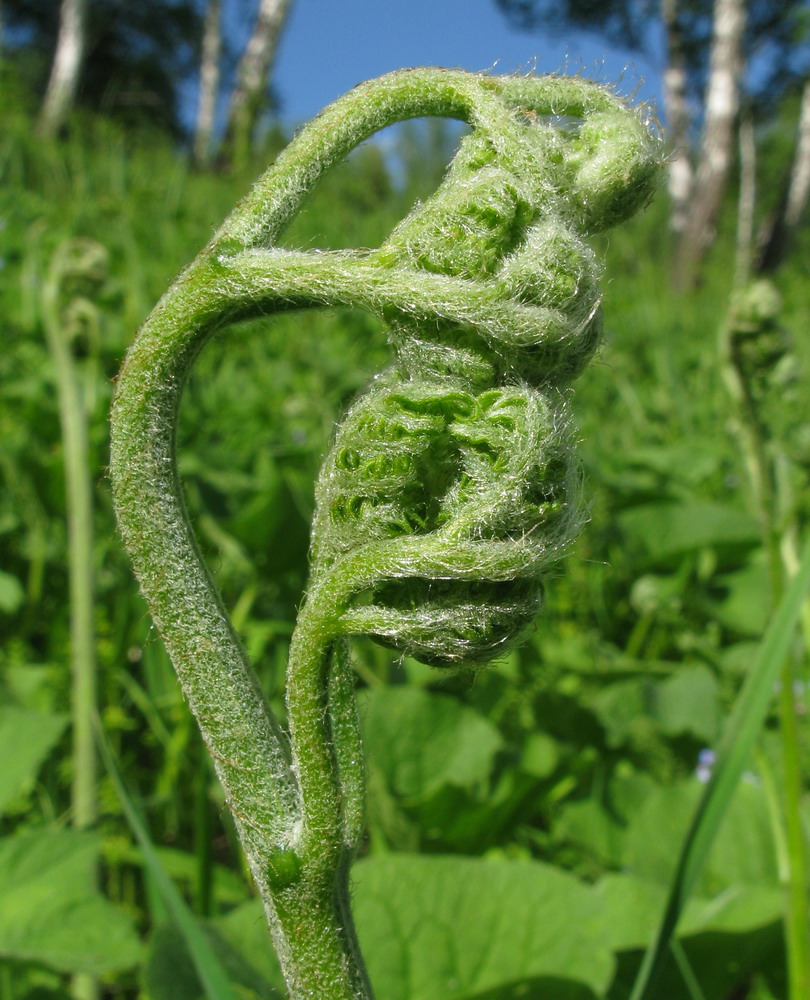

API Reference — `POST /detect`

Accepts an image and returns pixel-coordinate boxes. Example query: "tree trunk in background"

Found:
[38,0,87,136]
[660,0,693,233]
[674,0,746,289]
[756,77,810,273]
[193,0,222,167]
[734,113,756,285]
[784,79,810,228]
[225,0,294,166]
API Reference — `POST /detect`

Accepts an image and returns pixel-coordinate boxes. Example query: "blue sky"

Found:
[255,0,665,125]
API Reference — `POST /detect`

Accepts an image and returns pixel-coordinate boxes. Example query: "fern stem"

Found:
[43,244,101,1000]
[111,68,661,999]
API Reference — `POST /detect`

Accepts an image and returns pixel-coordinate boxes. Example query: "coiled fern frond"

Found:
[110,69,662,1000]
[308,84,660,667]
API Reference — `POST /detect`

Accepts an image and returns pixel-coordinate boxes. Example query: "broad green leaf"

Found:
[145,903,284,1000]
[720,641,762,677]
[1,664,60,712]
[589,678,652,747]
[361,687,502,800]
[556,798,626,867]
[711,560,771,637]
[0,707,68,814]
[0,570,24,613]
[0,829,140,973]
[597,443,724,505]
[683,885,783,937]
[654,666,720,742]
[406,769,544,854]
[352,854,614,1000]
[594,874,783,952]
[520,731,559,779]
[589,667,719,747]
[595,874,784,1000]
[211,903,284,993]
[618,502,759,563]
[624,779,778,892]
[610,772,661,823]
[623,443,723,489]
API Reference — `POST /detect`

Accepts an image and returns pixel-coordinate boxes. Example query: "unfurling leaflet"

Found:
[110,69,661,1000]
[312,106,659,665]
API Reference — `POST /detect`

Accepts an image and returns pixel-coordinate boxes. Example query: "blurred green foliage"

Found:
[0,84,808,1000]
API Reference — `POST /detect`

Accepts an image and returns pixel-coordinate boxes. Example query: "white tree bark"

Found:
[734,114,756,285]
[660,0,693,232]
[756,75,810,272]
[676,0,746,287]
[194,0,223,167]
[785,77,810,229]
[226,0,294,160]
[39,0,87,136]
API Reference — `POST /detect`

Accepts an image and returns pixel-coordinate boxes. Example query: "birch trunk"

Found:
[38,0,87,137]
[661,0,693,232]
[675,0,746,288]
[225,0,294,164]
[734,114,756,285]
[755,77,810,272]
[193,0,223,167]
[785,78,810,228]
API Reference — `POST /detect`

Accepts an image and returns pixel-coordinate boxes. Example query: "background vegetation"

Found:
[1,3,809,998]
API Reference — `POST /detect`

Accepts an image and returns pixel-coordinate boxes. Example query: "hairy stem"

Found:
[111,68,661,999]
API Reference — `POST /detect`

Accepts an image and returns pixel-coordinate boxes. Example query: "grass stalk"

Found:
[42,250,99,834]
[193,753,214,917]
[97,720,238,1000]
[629,532,810,1000]
[778,657,810,1000]
[42,243,102,1000]
[719,289,810,1000]
[671,940,709,1000]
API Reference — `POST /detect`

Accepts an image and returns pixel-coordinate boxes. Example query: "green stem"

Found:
[193,753,214,917]
[630,535,810,1000]
[42,251,99,1000]
[778,474,810,659]
[43,266,98,835]
[111,68,661,1000]
[719,298,810,1000]
[671,940,708,1000]
[719,311,781,593]
[778,656,810,1000]
[756,749,790,882]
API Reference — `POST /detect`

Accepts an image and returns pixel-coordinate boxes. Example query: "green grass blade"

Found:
[629,532,810,1000]
[671,940,709,1000]
[96,721,239,1000]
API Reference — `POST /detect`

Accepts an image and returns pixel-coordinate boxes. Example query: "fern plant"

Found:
[110,68,661,1000]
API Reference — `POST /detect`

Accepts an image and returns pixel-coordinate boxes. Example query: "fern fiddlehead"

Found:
[110,69,661,1000]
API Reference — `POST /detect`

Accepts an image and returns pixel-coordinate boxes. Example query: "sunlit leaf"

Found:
[0,707,68,814]
[361,687,502,800]
[619,502,759,563]
[353,854,614,1000]
[0,829,140,974]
